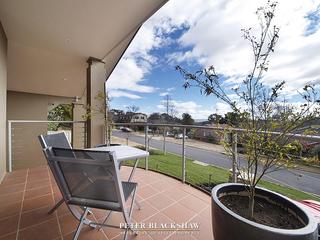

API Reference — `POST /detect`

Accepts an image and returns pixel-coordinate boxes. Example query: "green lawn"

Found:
[123,148,320,201]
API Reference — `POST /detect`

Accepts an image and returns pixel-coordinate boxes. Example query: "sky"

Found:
[106,0,320,120]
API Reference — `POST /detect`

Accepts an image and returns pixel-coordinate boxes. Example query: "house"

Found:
[194,124,229,143]
[130,113,147,123]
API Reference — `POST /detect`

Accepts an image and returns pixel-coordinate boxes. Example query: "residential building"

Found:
[130,113,148,123]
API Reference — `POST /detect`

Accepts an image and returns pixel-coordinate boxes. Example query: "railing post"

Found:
[8,121,12,172]
[163,127,167,155]
[145,125,149,170]
[230,132,238,183]
[182,127,186,183]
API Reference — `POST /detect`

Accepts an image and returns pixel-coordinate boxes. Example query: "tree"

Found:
[177,1,320,219]
[208,113,225,124]
[148,112,162,122]
[48,104,73,130]
[224,112,241,126]
[148,112,163,128]
[181,113,195,125]
[110,109,126,123]
[126,105,140,113]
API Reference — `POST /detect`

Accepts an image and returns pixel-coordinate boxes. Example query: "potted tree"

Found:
[177,1,320,239]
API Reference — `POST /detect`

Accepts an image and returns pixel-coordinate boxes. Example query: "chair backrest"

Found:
[38,132,72,149]
[43,147,126,210]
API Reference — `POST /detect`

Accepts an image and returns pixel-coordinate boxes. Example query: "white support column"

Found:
[86,57,106,148]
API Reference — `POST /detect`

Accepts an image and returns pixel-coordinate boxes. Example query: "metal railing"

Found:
[7,120,87,172]
[110,122,320,184]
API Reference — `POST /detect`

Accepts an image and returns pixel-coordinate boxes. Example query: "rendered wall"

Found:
[0,22,7,181]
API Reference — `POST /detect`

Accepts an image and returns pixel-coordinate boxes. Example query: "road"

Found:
[113,130,320,196]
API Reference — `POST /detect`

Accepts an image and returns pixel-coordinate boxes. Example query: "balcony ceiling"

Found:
[0,0,168,97]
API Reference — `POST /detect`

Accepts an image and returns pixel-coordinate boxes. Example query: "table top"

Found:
[87,145,149,161]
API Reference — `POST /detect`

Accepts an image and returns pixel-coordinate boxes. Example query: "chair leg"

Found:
[122,186,138,240]
[48,199,64,214]
[97,210,113,230]
[73,207,90,240]
[49,198,93,217]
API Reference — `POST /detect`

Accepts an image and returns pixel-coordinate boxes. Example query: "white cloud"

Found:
[163,0,320,96]
[108,0,320,103]
[159,92,169,97]
[159,87,176,97]
[108,90,141,100]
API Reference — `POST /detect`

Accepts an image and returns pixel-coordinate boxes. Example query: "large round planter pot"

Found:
[211,183,318,240]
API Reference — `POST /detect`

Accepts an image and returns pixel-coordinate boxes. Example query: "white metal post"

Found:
[231,132,238,183]
[163,127,167,155]
[8,121,12,172]
[144,125,149,170]
[182,127,186,183]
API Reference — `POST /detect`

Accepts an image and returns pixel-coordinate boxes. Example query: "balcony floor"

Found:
[0,166,213,240]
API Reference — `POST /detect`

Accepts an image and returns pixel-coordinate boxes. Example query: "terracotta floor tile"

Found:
[19,205,55,229]
[112,232,153,240]
[137,185,158,200]
[0,192,24,206]
[26,179,50,190]
[191,212,211,227]
[0,215,19,237]
[0,201,22,219]
[0,183,25,195]
[1,176,26,186]
[27,172,50,183]
[53,191,62,202]
[103,226,123,240]
[28,166,48,173]
[149,180,176,192]
[101,212,125,239]
[167,232,198,240]
[58,213,79,236]
[162,203,196,223]
[52,185,61,194]
[22,194,53,212]
[0,232,17,240]
[192,223,213,240]
[178,195,208,213]
[141,212,174,240]
[63,226,106,240]
[18,218,61,240]
[199,206,211,221]
[24,185,52,200]
[56,202,70,217]
[2,170,27,181]
[132,201,158,222]
[146,193,175,211]
[90,208,108,221]
[163,188,188,202]
[179,186,210,203]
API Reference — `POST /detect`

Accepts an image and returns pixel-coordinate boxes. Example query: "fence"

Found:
[110,122,320,187]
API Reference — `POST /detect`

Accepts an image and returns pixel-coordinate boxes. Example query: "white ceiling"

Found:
[0,0,168,97]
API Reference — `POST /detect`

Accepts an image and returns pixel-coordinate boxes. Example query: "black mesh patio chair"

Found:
[43,147,138,240]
